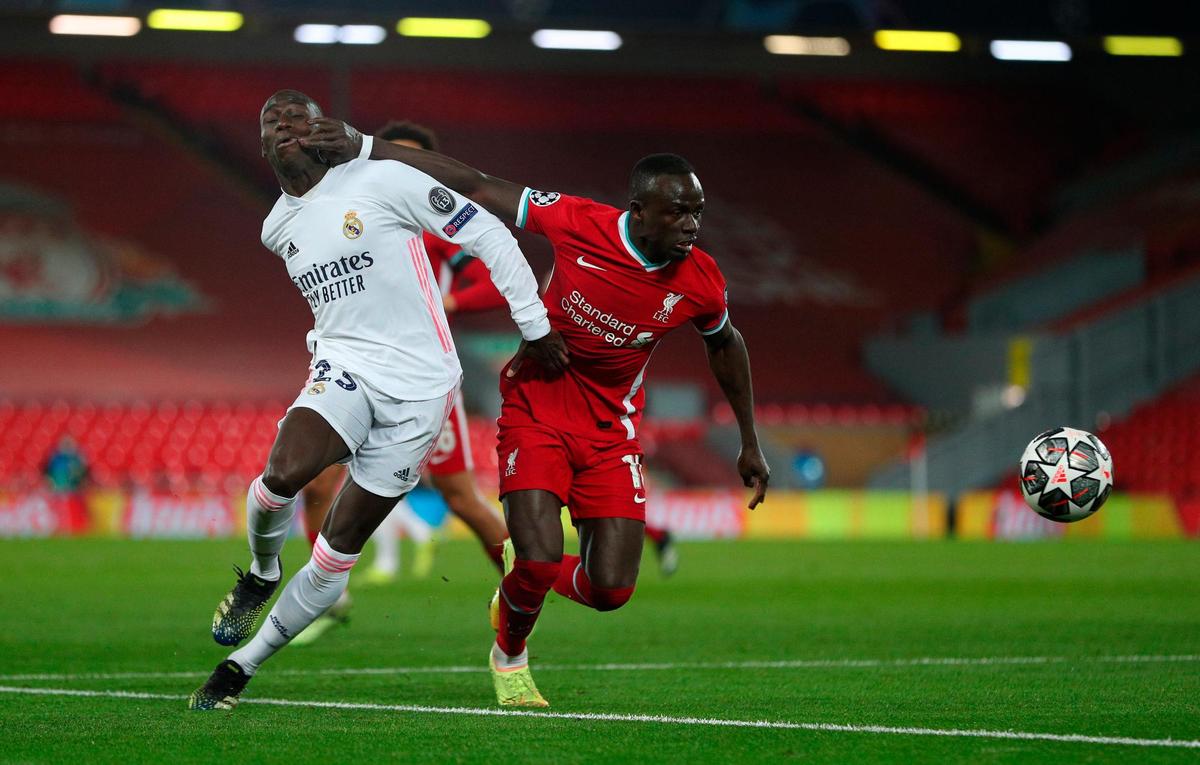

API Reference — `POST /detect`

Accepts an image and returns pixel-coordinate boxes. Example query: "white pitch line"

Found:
[0,685,1196,750]
[0,653,1195,683]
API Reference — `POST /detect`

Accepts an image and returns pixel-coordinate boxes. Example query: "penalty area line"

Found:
[1,653,1197,683]
[0,685,1197,750]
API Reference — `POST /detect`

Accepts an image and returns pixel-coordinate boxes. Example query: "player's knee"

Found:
[591,585,635,612]
[261,459,312,498]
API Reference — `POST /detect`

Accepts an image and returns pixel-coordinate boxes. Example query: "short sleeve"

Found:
[515,188,594,242]
[692,274,730,336]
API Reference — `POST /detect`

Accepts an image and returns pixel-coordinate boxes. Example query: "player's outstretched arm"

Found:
[301,118,525,223]
[703,323,770,509]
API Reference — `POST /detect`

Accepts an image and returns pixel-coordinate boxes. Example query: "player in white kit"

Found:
[188,90,568,710]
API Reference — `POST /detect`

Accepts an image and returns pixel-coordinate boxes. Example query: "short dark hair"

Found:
[262,89,322,118]
[375,120,439,152]
[629,153,696,201]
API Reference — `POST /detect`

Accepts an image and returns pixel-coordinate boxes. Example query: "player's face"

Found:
[634,174,705,261]
[260,98,322,170]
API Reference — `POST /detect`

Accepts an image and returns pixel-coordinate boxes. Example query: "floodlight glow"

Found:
[147,9,243,32]
[49,15,141,37]
[764,35,850,56]
[531,29,622,51]
[874,29,961,52]
[1103,36,1183,57]
[990,40,1072,62]
[338,25,386,45]
[396,17,491,38]
[294,24,338,44]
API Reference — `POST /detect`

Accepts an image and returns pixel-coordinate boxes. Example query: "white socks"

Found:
[246,475,297,581]
[491,642,529,670]
[230,534,359,675]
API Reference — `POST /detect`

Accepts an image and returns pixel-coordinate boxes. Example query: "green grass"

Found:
[1,538,1198,763]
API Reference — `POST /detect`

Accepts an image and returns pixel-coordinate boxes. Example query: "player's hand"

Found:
[299,118,363,166]
[442,293,458,314]
[506,331,570,377]
[738,446,770,509]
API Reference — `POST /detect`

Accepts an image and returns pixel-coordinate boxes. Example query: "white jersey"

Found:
[261,137,550,401]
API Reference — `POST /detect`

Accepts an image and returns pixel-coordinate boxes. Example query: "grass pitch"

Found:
[1,537,1198,763]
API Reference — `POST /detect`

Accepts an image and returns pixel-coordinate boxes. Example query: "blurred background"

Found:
[1,0,1198,545]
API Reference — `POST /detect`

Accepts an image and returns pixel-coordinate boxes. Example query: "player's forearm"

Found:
[707,328,760,448]
[366,137,517,220]
[461,219,550,340]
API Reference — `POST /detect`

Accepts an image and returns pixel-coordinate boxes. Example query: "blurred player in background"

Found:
[302,121,769,708]
[291,121,513,646]
[187,90,566,710]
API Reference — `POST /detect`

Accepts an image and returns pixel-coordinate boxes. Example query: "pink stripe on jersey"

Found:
[252,478,287,510]
[409,238,453,354]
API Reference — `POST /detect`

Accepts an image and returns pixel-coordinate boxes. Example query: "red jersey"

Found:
[421,231,506,312]
[501,189,728,442]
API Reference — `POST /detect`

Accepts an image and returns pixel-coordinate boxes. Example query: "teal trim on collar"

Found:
[618,212,668,272]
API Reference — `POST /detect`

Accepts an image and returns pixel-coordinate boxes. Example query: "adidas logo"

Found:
[393,467,411,482]
[286,241,300,259]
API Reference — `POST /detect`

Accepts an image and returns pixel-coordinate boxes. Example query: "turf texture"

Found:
[1,537,1197,763]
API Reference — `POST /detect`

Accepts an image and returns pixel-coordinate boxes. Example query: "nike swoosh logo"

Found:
[576,256,607,271]
[634,495,647,504]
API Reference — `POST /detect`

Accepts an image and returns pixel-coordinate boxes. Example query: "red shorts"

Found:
[426,392,473,476]
[497,422,647,522]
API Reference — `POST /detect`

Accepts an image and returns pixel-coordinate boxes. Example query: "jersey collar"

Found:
[618,212,669,272]
[281,169,332,208]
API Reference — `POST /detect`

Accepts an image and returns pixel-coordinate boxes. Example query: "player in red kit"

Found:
[301,123,770,708]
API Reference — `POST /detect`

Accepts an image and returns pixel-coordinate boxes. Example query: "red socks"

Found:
[496,559,559,656]
[552,555,635,612]
[553,554,592,605]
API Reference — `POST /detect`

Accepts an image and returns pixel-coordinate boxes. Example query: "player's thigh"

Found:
[497,425,573,561]
[576,517,644,589]
[268,362,372,493]
[502,489,565,562]
[319,479,405,554]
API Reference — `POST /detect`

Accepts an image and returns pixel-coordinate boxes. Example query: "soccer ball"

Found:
[1018,427,1114,523]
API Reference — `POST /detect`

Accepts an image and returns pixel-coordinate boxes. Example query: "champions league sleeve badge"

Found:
[343,210,364,239]
[529,190,561,207]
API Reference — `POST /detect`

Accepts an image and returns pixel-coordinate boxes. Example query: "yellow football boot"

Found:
[489,650,549,708]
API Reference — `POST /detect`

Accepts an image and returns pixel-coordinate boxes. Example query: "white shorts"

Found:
[287,358,458,498]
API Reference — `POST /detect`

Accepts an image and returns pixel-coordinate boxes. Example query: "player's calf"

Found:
[551,554,637,611]
[496,558,558,656]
